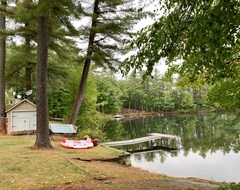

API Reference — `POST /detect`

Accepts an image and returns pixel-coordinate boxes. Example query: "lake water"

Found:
[104,113,240,182]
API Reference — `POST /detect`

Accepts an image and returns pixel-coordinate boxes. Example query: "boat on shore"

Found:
[113,114,124,120]
[61,137,94,149]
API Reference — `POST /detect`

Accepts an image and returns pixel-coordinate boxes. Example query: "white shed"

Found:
[6,99,36,135]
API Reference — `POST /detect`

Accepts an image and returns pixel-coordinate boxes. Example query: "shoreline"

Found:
[121,108,225,121]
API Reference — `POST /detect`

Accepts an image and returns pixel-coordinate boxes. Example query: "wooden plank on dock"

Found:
[101,133,178,147]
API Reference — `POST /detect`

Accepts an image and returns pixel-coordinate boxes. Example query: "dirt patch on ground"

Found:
[43,159,220,190]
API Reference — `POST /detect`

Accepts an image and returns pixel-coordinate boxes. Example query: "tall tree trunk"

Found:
[34,11,52,148]
[0,0,6,134]
[69,0,99,125]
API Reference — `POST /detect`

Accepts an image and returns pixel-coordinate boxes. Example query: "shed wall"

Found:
[7,101,36,135]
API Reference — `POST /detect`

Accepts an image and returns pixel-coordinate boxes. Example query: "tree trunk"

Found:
[34,11,52,148]
[0,0,6,134]
[69,0,100,125]
[69,60,91,125]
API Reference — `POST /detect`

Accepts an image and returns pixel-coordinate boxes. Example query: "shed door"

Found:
[12,112,36,132]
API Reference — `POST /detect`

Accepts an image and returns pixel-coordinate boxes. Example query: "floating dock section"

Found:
[101,133,178,147]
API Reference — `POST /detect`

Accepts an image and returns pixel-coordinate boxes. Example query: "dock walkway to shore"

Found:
[101,133,179,147]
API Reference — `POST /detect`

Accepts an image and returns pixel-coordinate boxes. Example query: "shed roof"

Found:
[6,99,36,113]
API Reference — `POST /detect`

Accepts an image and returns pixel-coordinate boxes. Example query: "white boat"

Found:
[113,114,124,120]
[113,114,124,118]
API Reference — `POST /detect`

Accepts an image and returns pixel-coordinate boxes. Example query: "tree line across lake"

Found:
[37,69,217,124]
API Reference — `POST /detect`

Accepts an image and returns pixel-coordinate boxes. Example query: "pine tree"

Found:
[69,0,144,125]
[32,0,79,148]
[5,0,80,99]
[34,0,51,148]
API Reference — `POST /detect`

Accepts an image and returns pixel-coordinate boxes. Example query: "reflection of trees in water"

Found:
[104,113,240,161]
[132,150,179,164]
[133,153,142,161]
[144,152,156,162]
[103,120,125,141]
[182,114,240,157]
[158,151,168,163]
[183,114,240,157]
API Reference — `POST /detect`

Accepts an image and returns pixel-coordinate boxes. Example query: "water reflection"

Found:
[103,113,240,182]
[131,150,240,182]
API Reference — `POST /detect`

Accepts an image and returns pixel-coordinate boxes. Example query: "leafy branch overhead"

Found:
[123,0,240,82]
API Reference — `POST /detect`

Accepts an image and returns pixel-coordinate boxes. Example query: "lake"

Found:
[104,113,240,182]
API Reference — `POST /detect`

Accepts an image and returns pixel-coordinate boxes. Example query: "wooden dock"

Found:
[101,133,178,147]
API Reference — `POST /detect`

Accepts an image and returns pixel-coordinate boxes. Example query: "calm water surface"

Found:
[104,113,240,182]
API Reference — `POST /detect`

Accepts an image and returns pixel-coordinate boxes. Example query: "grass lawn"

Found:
[0,135,122,190]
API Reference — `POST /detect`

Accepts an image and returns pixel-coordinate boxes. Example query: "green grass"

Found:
[0,135,122,190]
